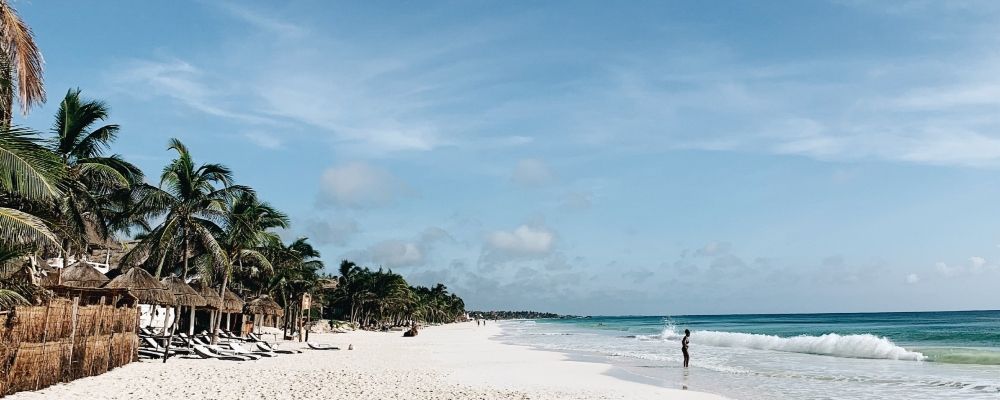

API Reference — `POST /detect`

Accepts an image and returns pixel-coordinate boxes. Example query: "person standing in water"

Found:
[682,329,691,368]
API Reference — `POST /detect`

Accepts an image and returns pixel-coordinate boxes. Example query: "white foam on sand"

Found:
[6,322,726,400]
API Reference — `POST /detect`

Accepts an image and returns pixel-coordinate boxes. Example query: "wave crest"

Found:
[639,326,926,361]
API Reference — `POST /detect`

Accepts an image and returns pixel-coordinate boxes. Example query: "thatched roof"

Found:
[189,281,223,309]
[319,278,339,290]
[219,288,244,313]
[103,268,175,305]
[54,262,109,288]
[160,276,206,307]
[246,295,283,316]
[47,285,138,306]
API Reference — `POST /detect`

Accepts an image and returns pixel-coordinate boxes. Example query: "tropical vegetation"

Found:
[0,0,466,330]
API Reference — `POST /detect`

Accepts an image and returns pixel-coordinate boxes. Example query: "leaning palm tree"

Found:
[0,0,45,126]
[122,138,248,280]
[0,126,62,248]
[47,89,143,257]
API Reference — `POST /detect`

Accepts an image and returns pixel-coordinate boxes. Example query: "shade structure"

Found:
[189,281,223,309]
[57,262,110,288]
[103,267,175,305]
[219,287,244,313]
[246,295,284,316]
[159,276,207,307]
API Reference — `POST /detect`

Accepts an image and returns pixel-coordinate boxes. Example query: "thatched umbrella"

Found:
[160,276,206,340]
[218,288,244,333]
[189,281,223,309]
[246,295,284,329]
[104,268,175,334]
[103,268,175,306]
[188,281,223,335]
[58,262,110,288]
[246,295,283,315]
[160,277,206,308]
[220,288,244,313]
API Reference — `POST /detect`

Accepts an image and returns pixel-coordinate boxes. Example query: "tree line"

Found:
[0,0,466,327]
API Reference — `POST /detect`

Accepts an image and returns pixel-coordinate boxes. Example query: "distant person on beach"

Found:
[682,329,691,368]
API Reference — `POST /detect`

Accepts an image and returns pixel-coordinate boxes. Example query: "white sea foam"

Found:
[639,326,927,361]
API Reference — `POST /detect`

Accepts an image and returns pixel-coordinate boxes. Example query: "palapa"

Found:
[52,262,110,288]
[189,281,223,309]
[159,276,207,307]
[219,288,244,313]
[246,295,284,316]
[102,267,176,305]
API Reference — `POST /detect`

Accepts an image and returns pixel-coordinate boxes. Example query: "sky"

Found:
[13,0,1000,315]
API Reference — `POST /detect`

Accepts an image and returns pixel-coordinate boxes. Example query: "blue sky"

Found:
[15,0,1000,315]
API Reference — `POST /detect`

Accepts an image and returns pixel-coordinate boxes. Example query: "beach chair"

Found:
[192,345,253,361]
[256,342,301,354]
[138,348,165,359]
[207,345,263,360]
[141,336,191,356]
[306,342,340,350]
[228,342,277,357]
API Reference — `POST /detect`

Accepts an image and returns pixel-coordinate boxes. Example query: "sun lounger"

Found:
[141,336,191,356]
[256,342,301,354]
[228,343,277,357]
[192,345,253,361]
[306,342,340,350]
[207,345,263,360]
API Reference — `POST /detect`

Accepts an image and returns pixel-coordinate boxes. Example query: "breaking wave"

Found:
[637,326,927,361]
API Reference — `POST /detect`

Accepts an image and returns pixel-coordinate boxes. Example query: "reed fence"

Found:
[0,296,139,397]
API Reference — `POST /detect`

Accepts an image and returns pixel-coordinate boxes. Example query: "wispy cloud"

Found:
[212,1,306,38]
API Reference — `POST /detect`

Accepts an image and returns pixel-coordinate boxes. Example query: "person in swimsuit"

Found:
[682,329,691,368]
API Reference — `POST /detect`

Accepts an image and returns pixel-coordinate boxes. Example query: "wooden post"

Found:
[66,297,79,380]
[35,301,52,390]
[188,306,196,335]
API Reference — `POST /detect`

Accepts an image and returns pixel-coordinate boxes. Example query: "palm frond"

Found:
[0,206,58,247]
[0,126,63,200]
[0,0,45,121]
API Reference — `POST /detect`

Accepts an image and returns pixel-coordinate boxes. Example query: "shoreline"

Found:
[6,321,726,400]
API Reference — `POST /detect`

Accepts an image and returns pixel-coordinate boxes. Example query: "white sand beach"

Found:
[8,322,725,400]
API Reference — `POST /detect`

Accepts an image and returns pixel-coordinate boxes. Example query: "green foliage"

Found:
[327,260,466,328]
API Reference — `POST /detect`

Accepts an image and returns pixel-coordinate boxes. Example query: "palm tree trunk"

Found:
[181,231,189,280]
[211,268,229,344]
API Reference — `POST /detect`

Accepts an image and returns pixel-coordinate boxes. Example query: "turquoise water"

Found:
[499,311,1000,399]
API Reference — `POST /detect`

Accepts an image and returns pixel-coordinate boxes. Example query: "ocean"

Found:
[497,311,1000,399]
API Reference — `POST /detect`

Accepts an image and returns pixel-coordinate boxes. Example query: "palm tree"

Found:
[47,89,143,258]
[265,238,323,335]
[0,0,45,126]
[210,191,288,342]
[0,126,62,249]
[122,138,248,279]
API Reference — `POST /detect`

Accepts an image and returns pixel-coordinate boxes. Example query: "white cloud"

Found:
[970,256,987,273]
[370,240,424,268]
[243,132,282,149]
[109,58,274,125]
[935,262,959,277]
[511,159,555,188]
[906,273,920,284]
[318,162,409,208]
[486,225,555,257]
[214,2,306,38]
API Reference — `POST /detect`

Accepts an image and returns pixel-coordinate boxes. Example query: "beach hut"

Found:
[160,276,206,336]
[103,268,176,332]
[188,281,223,335]
[219,288,244,334]
[245,295,284,332]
